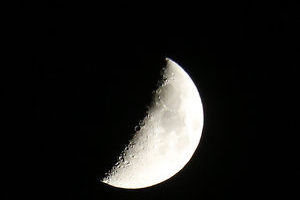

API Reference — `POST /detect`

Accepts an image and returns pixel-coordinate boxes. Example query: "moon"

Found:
[101,58,204,189]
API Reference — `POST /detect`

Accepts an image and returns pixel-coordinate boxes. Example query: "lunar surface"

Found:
[101,58,204,189]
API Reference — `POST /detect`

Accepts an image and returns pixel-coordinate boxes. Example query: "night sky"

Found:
[4,1,298,200]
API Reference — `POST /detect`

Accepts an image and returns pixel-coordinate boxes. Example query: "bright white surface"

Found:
[101,58,204,189]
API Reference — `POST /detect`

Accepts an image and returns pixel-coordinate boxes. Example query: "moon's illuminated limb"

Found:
[101,58,204,189]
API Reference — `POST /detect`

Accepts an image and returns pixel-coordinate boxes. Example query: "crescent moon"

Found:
[101,58,204,189]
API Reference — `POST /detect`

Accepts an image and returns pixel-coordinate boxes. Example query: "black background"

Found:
[4,1,299,200]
